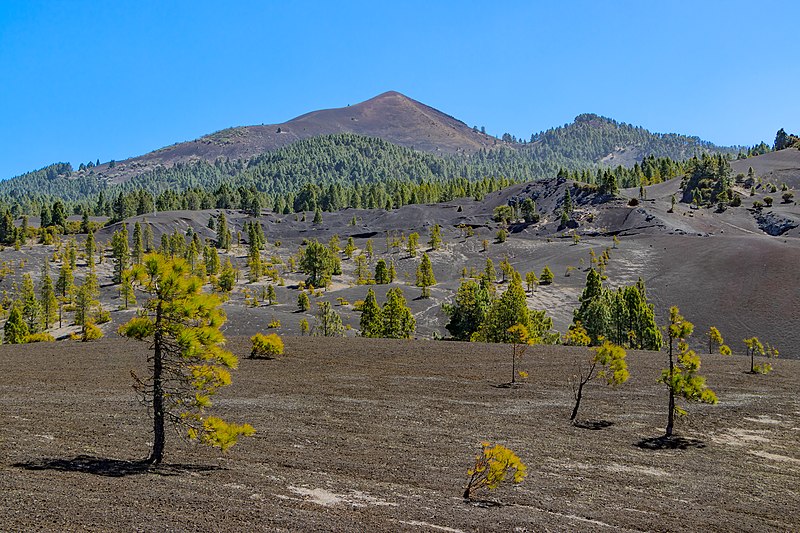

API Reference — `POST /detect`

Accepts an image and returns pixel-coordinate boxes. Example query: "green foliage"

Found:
[707,326,724,354]
[297,291,310,312]
[111,224,130,284]
[428,224,442,250]
[3,304,29,344]
[495,228,507,243]
[21,273,41,334]
[539,265,554,285]
[443,278,492,341]
[744,337,777,374]
[359,288,383,338]
[217,259,236,292]
[463,442,527,500]
[659,307,717,436]
[473,273,556,344]
[118,253,254,464]
[300,239,337,288]
[570,341,629,421]
[314,301,345,337]
[26,332,55,343]
[380,287,416,339]
[250,333,284,358]
[415,253,436,298]
[374,259,391,284]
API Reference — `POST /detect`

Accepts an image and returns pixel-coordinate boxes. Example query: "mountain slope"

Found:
[92,91,504,184]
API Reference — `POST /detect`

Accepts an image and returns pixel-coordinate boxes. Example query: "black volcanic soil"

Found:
[2,337,798,531]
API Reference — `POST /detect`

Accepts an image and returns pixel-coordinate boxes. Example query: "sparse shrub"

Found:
[250,333,284,358]
[299,318,310,336]
[763,196,773,207]
[463,442,527,500]
[782,192,794,203]
[297,291,310,312]
[628,198,639,206]
[74,322,103,342]
[752,200,763,209]
[25,332,55,343]
[495,228,507,243]
[267,319,281,329]
[539,265,554,285]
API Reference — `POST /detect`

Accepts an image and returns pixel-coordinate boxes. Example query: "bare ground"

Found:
[2,337,798,532]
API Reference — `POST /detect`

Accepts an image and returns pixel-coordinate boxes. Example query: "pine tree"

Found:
[143,224,154,252]
[407,232,420,257]
[374,259,391,284]
[297,291,310,312]
[266,284,277,305]
[570,341,629,422]
[299,239,336,288]
[659,307,717,437]
[4,304,28,344]
[314,301,344,337]
[39,261,58,329]
[20,273,41,334]
[428,224,442,250]
[381,287,416,339]
[133,222,144,264]
[359,288,383,338]
[484,258,497,283]
[354,254,370,284]
[85,230,96,267]
[118,254,255,464]
[204,245,220,276]
[111,224,130,284]
[415,253,436,298]
[444,278,492,341]
[539,265,554,285]
[216,213,231,249]
[344,237,356,259]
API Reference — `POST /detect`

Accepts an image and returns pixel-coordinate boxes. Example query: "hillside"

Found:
[0,93,740,212]
[81,91,505,185]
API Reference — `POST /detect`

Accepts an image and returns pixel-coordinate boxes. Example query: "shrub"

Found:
[627,198,639,206]
[782,192,794,203]
[763,196,773,207]
[539,265,554,285]
[72,322,103,342]
[495,228,507,243]
[250,333,284,358]
[267,319,281,329]
[463,442,527,500]
[26,332,55,343]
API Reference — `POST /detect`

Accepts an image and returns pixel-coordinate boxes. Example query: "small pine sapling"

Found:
[463,442,527,501]
[250,333,284,358]
[507,324,532,385]
[569,341,629,422]
[659,307,718,437]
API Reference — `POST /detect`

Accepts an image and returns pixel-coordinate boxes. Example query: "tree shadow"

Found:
[13,455,219,478]
[573,420,614,430]
[493,382,523,389]
[465,498,504,508]
[635,436,706,450]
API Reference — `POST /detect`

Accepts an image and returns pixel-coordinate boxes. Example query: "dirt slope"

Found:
[2,337,798,531]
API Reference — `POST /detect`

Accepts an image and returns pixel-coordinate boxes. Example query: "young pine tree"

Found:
[659,307,717,437]
[415,253,436,298]
[118,254,255,465]
[569,341,629,422]
[359,288,383,338]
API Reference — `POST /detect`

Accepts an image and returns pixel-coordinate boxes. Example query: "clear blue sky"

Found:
[1,1,798,179]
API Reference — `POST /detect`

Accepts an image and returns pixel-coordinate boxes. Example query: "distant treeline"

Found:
[2,116,771,218]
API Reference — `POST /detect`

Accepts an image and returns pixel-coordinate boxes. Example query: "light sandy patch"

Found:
[711,428,771,446]
[748,450,800,464]
[288,486,397,507]
[398,520,466,533]
[743,415,782,425]
[606,463,671,477]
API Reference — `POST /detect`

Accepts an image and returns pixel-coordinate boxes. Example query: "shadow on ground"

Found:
[635,436,706,450]
[573,420,614,430]
[13,455,219,477]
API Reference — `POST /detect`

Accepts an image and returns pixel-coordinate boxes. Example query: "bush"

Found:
[463,442,527,500]
[539,265,554,285]
[782,192,794,203]
[26,332,55,343]
[495,228,507,243]
[267,319,281,329]
[250,333,284,358]
[627,197,639,206]
[71,323,103,342]
[763,196,773,207]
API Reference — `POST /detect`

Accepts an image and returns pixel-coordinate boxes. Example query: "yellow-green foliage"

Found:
[267,319,281,329]
[593,341,630,386]
[189,416,255,452]
[464,442,527,500]
[117,253,253,462]
[250,333,284,358]
[563,321,592,346]
[25,332,55,343]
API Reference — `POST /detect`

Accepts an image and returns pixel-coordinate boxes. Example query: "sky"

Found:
[1,0,798,179]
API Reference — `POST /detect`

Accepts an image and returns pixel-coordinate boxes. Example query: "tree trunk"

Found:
[148,304,165,465]
[666,340,675,437]
[570,381,585,421]
[750,349,755,373]
[511,347,516,384]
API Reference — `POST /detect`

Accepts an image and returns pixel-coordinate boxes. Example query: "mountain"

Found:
[0,92,742,211]
[89,91,504,185]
